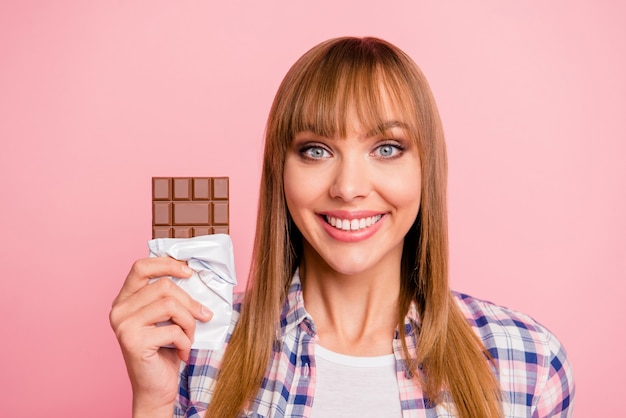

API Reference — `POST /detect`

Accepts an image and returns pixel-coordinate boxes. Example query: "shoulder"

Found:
[452,291,575,416]
[453,291,550,345]
[452,291,560,361]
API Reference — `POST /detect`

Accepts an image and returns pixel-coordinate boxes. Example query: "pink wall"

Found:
[1,1,624,416]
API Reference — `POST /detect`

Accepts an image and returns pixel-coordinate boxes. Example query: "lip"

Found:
[319,210,384,220]
[317,210,387,243]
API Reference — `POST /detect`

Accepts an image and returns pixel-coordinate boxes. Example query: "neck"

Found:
[300,246,401,356]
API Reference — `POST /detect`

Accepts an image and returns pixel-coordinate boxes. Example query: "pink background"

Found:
[1,1,624,416]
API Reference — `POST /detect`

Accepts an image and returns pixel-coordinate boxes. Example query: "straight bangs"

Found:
[275,38,422,146]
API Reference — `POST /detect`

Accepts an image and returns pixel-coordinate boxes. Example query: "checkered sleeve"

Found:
[454,292,575,417]
[174,359,189,418]
[532,329,575,417]
[174,294,245,418]
[174,345,227,417]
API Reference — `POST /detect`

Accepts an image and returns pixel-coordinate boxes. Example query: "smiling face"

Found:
[264,37,446,285]
[283,93,422,277]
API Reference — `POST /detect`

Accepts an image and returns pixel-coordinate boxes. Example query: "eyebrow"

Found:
[365,120,409,137]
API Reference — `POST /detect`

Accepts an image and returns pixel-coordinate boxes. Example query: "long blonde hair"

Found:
[206,37,502,418]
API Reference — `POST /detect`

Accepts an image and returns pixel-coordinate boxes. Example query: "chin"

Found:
[323,257,375,277]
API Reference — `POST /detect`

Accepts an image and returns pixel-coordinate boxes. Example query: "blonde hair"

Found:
[206,37,502,418]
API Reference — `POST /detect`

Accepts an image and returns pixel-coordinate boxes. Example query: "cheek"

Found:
[395,185,422,215]
[383,166,422,208]
[283,161,312,217]
[283,172,318,242]
[284,157,330,209]
[283,177,297,217]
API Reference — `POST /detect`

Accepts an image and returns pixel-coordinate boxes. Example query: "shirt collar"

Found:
[278,269,315,338]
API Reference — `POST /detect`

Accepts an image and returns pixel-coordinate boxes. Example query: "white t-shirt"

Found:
[310,344,402,418]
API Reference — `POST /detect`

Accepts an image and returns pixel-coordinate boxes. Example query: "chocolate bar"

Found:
[152,177,229,238]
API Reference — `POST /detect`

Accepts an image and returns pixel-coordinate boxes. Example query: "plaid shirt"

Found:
[175,271,574,417]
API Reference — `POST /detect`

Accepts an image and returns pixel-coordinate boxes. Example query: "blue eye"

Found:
[379,145,395,156]
[374,143,403,158]
[302,145,331,159]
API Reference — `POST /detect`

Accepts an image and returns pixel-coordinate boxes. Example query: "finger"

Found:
[115,296,197,354]
[114,257,193,305]
[139,295,199,342]
[118,275,213,322]
[110,277,213,336]
[151,325,194,362]
[123,324,194,363]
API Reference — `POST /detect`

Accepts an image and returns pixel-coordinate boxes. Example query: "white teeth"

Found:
[325,215,382,231]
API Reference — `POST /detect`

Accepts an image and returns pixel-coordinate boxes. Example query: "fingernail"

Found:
[202,306,213,320]
[182,265,193,275]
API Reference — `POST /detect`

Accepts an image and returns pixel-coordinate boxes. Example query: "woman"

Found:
[110,37,574,418]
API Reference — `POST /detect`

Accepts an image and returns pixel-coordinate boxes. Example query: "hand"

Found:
[109,257,213,417]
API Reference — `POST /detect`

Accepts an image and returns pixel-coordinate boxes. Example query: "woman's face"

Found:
[283,99,422,277]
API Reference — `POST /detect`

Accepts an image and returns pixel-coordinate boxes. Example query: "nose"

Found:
[328,154,371,202]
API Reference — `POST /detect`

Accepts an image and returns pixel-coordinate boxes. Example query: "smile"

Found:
[324,215,383,231]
